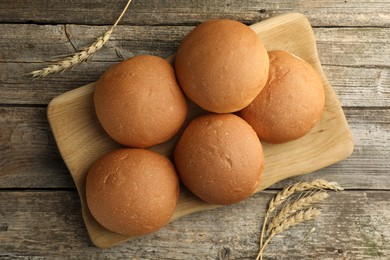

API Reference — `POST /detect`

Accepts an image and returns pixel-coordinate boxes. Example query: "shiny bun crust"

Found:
[175,19,269,113]
[174,114,264,205]
[94,55,187,148]
[86,149,179,236]
[240,50,325,143]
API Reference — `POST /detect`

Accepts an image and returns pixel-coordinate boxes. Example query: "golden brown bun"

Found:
[174,114,265,205]
[240,50,325,143]
[86,149,179,236]
[94,55,187,148]
[175,19,269,113]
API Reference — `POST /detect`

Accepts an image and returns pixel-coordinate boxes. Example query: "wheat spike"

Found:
[31,29,113,77]
[256,207,321,260]
[269,207,321,238]
[259,180,342,257]
[266,191,328,235]
[31,0,132,77]
[268,180,342,213]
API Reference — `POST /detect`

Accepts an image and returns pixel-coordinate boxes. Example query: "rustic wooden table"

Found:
[1,1,389,259]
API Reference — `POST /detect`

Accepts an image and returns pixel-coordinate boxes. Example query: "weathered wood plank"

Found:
[0,62,112,105]
[0,190,389,259]
[0,24,389,106]
[315,27,390,68]
[0,24,189,63]
[323,65,389,108]
[2,62,388,107]
[1,0,390,27]
[2,25,390,65]
[0,107,74,188]
[0,107,389,189]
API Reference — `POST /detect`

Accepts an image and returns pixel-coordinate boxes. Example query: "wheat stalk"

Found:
[256,207,321,260]
[259,180,342,258]
[268,180,342,213]
[31,0,133,77]
[266,191,328,235]
[269,207,321,239]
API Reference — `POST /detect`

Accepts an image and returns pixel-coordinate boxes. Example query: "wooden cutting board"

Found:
[47,13,354,248]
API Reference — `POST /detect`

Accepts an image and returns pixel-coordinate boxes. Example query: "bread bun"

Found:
[94,55,187,148]
[86,149,179,236]
[240,50,325,143]
[175,19,269,113]
[174,114,264,205]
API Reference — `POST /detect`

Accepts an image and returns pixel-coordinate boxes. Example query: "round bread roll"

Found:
[174,114,265,205]
[86,149,179,236]
[240,50,325,143]
[175,19,269,113]
[94,55,187,148]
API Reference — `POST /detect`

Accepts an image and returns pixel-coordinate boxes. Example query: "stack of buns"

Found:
[86,19,325,236]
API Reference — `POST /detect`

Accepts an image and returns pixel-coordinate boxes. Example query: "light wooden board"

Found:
[47,13,354,248]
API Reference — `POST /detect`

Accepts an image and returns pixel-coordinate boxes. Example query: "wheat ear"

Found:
[256,207,321,260]
[266,191,328,235]
[268,180,342,213]
[30,0,133,77]
[259,180,342,254]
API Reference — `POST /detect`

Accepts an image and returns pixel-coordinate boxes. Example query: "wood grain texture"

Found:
[0,107,74,188]
[0,107,389,190]
[2,25,389,64]
[1,0,389,27]
[46,13,354,248]
[2,63,389,107]
[1,24,389,105]
[0,0,389,258]
[1,190,389,259]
